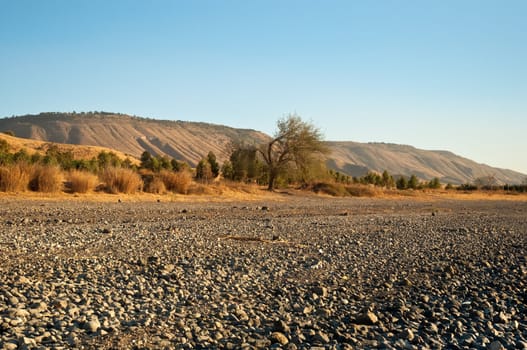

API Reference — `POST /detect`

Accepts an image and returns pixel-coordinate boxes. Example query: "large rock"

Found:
[354,311,378,325]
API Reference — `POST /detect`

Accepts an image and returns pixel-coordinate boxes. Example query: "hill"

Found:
[327,141,525,185]
[0,129,138,164]
[1,112,525,185]
[0,112,269,167]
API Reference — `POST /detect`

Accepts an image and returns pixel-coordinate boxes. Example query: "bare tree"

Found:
[259,114,328,191]
[474,175,498,189]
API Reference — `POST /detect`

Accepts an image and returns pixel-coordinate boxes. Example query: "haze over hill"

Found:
[0,112,525,185]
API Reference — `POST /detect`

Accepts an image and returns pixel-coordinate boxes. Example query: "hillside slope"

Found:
[0,112,269,167]
[327,141,525,185]
[1,112,525,185]
[0,130,138,164]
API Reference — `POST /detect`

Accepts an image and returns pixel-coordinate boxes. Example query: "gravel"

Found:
[0,197,526,349]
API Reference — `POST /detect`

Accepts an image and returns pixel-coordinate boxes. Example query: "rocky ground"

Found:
[0,196,526,349]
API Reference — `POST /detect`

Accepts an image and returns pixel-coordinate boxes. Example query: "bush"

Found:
[0,163,32,192]
[67,170,99,193]
[101,167,142,194]
[312,182,349,196]
[144,175,167,194]
[311,181,380,197]
[160,170,192,194]
[344,184,380,197]
[30,165,63,193]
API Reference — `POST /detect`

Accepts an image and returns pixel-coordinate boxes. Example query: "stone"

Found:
[355,311,378,325]
[15,276,31,284]
[312,331,330,344]
[270,332,289,345]
[3,343,18,350]
[53,299,68,309]
[85,318,101,333]
[401,328,414,341]
[273,319,290,334]
[312,286,328,298]
[488,341,505,350]
[494,312,509,323]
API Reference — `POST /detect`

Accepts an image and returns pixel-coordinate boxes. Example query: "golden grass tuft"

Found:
[29,164,64,193]
[311,181,381,197]
[101,167,142,194]
[67,170,99,193]
[187,182,215,195]
[160,170,192,194]
[0,163,32,192]
[144,176,167,194]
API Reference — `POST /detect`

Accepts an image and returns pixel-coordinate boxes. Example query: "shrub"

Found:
[312,182,349,196]
[67,170,99,193]
[345,184,380,197]
[0,163,32,192]
[195,158,213,182]
[160,170,192,194]
[101,167,142,194]
[144,175,167,194]
[187,182,215,195]
[311,181,380,197]
[30,165,63,193]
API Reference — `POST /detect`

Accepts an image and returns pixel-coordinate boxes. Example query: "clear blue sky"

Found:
[1,0,526,174]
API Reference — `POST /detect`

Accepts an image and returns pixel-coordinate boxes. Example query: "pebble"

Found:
[270,332,289,345]
[0,198,524,349]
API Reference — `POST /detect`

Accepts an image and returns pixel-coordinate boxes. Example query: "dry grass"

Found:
[101,167,142,194]
[187,182,215,195]
[344,184,381,197]
[311,182,381,197]
[67,170,99,193]
[0,132,139,165]
[144,176,167,194]
[0,163,32,192]
[29,165,63,193]
[160,170,192,194]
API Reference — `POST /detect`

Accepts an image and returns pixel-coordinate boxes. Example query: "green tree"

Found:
[158,156,173,171]
[97,151,121,169]
[229,143,263,182]
[207,151,220,178]
[221,160,234,180]
[408,174,419,189]
[258,114,328,190]
[0,139,9,154]
[171,159,189,172]
[195,158,213,182]
[140,151,153,170]
[427,177,441,189]
[396,176,408,190]
[382,170,395,188]
[13,149,31,163]
[362,172,382,186]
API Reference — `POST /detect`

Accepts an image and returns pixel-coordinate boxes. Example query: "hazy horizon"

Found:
[1,1,526,174]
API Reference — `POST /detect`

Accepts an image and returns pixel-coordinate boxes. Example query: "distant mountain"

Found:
[1,112,525,185]
[327,141,525,185]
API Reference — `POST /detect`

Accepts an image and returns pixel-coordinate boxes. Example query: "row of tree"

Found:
[329,169,442,190]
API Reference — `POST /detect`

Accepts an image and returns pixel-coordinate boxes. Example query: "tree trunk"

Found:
[267,174,275,191]
[267,169,277,191]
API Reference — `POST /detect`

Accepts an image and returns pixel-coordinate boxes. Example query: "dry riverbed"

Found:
[0,197,526,349]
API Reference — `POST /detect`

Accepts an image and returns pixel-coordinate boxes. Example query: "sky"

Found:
[1,1,526,174]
